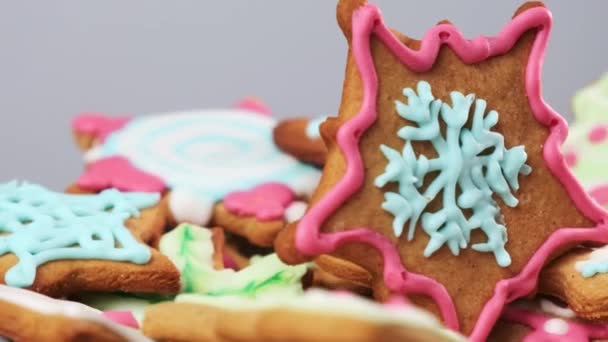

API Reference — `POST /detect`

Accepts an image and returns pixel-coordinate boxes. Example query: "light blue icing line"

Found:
[578,261,607,278]
[374,81,531,267]
[97,111,321,201]
[305,117,326,139]
[0,181,158,287]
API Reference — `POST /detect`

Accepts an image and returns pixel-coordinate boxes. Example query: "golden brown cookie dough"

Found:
[273,117,328,166]
[539,247,608,321]
[143,294,465,342]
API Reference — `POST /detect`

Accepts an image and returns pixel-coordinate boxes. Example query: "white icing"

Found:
[84,145,104,163]
[0,285,150,341]
[543,318,569,335]
[540,299,576,319]
[177,289,466,342]
[168,189,214,225]
[284,201,307,223]
[97,109,321,202]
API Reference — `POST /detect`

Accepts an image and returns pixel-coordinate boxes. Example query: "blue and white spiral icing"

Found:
[88,110,321,224]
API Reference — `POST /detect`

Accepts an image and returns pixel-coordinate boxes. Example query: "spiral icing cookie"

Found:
[72,107,321,227]
[213,183,308,247]
[273,116,328,166]
[275,1,608,340]
[144,289,466,342]
[0,285,150,342]
[0,181,180,297]
[562,74,608,206]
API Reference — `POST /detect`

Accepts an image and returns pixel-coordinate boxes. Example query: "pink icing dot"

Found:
[102,310,139,329]
[590,185,608,207]
[223,252,239,270]
[236,97,272,116]
[72,113,131,142]
[588,125,608,144]
[224,183,295,221]
[77,156,166,193]
[563,151,578,168]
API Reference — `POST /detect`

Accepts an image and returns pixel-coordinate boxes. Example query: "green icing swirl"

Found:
[159,224,307,297]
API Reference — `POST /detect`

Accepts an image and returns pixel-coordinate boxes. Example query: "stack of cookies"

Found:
[2,1,608,341]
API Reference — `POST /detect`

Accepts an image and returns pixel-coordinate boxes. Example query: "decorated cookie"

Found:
[273,116,329,166]
[72,106,321,227]
[538,246,608,321]
[213,182,308,247]
[562,74,608,207]
[66,183,167,247]
[312,255,372,296]
[143,289,466,342]
[489,298,608,342]
[159,224,308,297]
[72,113,131,151]
[0,285,150,342]
[275,1,608,340]
[0,181,180,297]
[77,293,170,327]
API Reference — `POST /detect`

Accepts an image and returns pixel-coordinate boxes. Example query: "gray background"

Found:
[0,1,605,190]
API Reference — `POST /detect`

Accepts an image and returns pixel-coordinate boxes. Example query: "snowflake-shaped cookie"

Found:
[0,182,158,287]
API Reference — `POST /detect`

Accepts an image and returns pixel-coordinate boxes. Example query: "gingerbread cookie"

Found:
[562,74,608,207]
[213,182,308,247]
[490,298,608,342]
[72,106,321,227]
[273,116,329,166]
[275,1,608,340]
[0,181,180,297]
[312,255,372,295]
[0,285,150,342]
[538,246,608,321]
[144,289,466,342]
[72,113,131,152]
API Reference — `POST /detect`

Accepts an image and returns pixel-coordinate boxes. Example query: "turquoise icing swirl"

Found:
[375,81,531,267]
[93,110,321,203]
[0,181,158,287]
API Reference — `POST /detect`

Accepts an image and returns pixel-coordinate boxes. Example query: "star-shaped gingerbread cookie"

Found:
[0,181,180,297]
[275,1,608,340]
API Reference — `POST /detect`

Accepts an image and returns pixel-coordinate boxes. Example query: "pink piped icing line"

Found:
[294,4,608,341]
[72,113,131,142]
[502,306,608,342]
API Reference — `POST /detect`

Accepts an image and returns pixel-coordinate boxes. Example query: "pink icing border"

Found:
[72,113,131,142]
[294,4,608,341]
[502,306,608,341]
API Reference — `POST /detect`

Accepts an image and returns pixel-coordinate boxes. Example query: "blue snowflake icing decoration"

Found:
[0,181,159,287]
[374,81,532,267]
